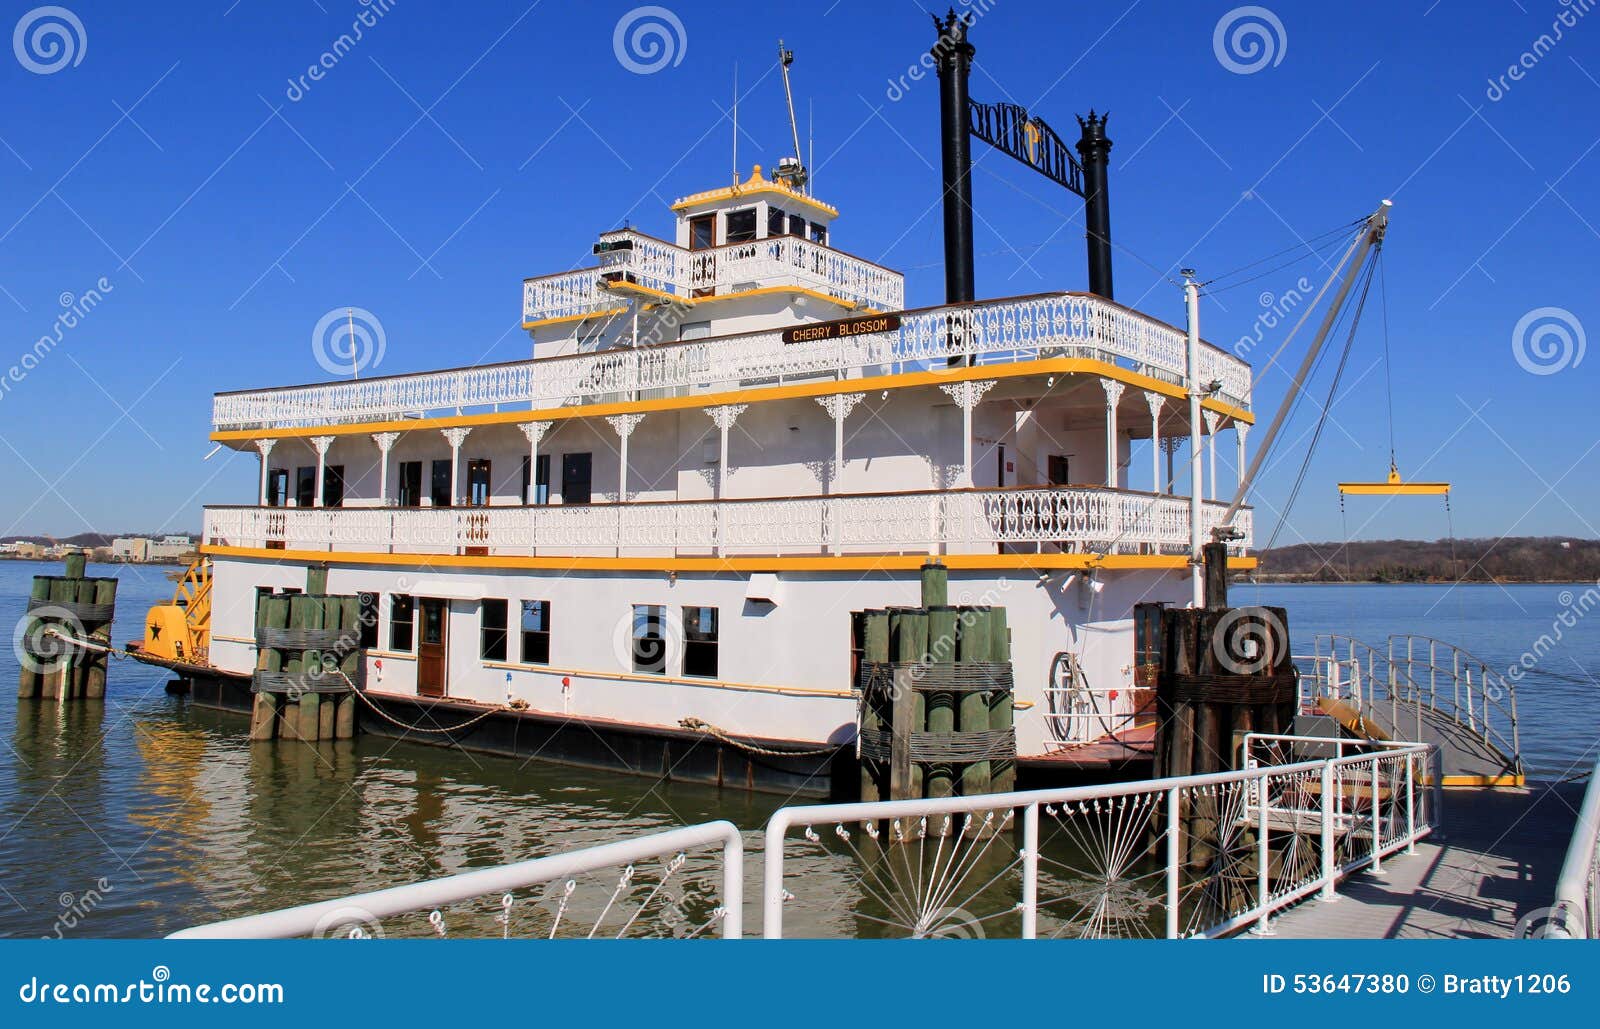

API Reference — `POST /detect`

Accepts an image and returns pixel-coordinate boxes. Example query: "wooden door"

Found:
[417,598,447,697]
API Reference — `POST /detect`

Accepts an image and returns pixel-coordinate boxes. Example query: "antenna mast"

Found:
[732,62,739,186]
[777,40,808,192]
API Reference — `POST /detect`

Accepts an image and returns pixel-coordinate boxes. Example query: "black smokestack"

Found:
[933,9,976,307]
[1076,111,1114,300]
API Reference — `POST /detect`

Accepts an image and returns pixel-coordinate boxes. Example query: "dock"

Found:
[1264,781,1585,939]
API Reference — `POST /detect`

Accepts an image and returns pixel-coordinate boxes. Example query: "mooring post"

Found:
[18,575,50,698]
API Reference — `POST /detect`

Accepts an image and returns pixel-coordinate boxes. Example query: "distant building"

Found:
[110,537,149,562]
[146,535,194,562]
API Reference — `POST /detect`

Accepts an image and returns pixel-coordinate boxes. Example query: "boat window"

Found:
[521,454,550,505]
[390,595,415,652]
[809,222,827,246]
[561,452,592,505]
[682,606,718,679]
[359,591,378,650]
[787,213,807,237]
[323,465,345,508]
[430,459,453,507]
[725,208,758,244]
[689,214,715,250]
[767,206,787,238]
[467,459,491,507]
[521,600,551,665]
[1048,455,1070,485]
[632,604,667,675]
[295,466,315,508]
[266,469,288,507]
[480,599,508,662]
[398,461,422,507]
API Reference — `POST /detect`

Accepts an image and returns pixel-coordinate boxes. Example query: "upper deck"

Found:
[211,291,1252,436]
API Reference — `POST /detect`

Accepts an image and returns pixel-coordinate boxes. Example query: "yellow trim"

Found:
[1439,773,1526,788]
[482,659,853,700]
[519,307,628,331]
[201,543,1257,574]
[671,165,839,218]
[212,357,1254,444]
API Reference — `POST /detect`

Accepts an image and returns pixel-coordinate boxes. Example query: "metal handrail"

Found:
[761,741,1433,938]
[168,821,744,939]
[1547,756,1600,939]
[1388,634,1521,774]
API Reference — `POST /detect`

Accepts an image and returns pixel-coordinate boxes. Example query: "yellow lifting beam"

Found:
[1338,463,1449,496]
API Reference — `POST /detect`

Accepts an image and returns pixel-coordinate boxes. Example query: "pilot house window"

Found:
[725,208,758,244]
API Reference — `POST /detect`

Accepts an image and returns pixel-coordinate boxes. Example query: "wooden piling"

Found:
[40,577,76,700]
[84,577,117,699]
[306,566,328,595]
[919,561,948,608]
[957,607,992,797]
[335,595,361,740]
[249,595,288,741]
[924,605,959,799]
[888,608,928,800]
[858,609,890,801]
[987,605,1015,795]
[17,576,50,698]
[295,595,325,742]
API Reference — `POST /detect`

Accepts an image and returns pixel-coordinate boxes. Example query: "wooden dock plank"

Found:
[1259,782,1584,939]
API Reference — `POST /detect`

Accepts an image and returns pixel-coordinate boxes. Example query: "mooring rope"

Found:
[40,627,126,658]
[328,667,504,735]
[677,717,841,758]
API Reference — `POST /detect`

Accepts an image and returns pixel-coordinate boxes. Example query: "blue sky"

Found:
[0,0,1595,546]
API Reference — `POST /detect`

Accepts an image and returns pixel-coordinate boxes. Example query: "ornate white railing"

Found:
[529,229,904,321]
[202,488,1252,559]
[214,293,1252,432]
[762,739,1433,938]
[169,821,744,939]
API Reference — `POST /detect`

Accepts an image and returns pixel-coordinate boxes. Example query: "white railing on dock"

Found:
[1544,755,1600,939]
[167,821,744,939]
[1043,650,1145,748]
[212,292,1252,432]
[1298,634,1522,775]
[761,740,1433,939]
[203,489,1252,559]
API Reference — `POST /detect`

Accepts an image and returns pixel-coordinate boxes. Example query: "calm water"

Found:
[0,560,1595,937]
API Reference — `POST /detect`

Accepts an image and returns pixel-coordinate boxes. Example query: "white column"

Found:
[706,405,747,499]
[441,427,471,506]
[1236,422,1251,494]
[1144,392,1166,493]
[605,414,645,502]
[255,439,277,505]
[519,421,550,504]
[939,380,997,489]
[1202,411,1221,502]
[814,393,865,493]
[310,436,334,507]
[1100,380,1124,488]
[372,432,400,505]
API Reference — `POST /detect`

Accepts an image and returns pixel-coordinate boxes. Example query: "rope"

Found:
[324,666,504,735]
[39,628,123,656]
[678,717,841,757]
